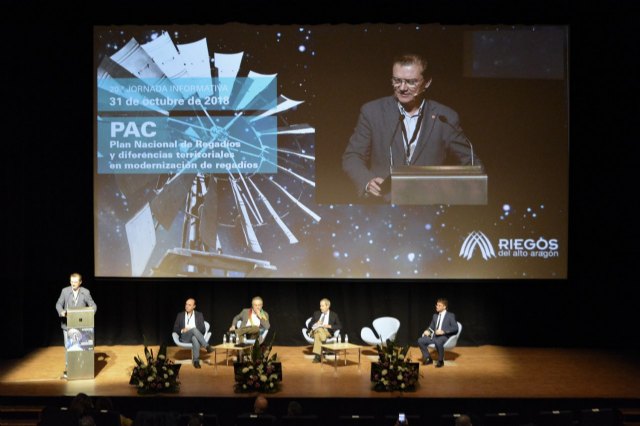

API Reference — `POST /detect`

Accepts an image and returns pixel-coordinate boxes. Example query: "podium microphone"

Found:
[389,113,404,174]
[438,115,475,166]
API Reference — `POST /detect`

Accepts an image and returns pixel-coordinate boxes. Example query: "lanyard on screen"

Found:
[399,106,425,165]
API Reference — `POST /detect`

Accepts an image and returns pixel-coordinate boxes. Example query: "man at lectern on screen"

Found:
[229,296,270,343]
[342,53,480,199]
[55,272,97,378]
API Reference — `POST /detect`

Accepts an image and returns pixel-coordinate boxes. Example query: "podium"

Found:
[389,165,487,205]
[66,307,95,380]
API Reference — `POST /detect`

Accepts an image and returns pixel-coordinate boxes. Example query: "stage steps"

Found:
[620,407,640,426]
[0,406,43,426]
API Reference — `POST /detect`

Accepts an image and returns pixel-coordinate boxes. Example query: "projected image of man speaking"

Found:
[341,53,480,199]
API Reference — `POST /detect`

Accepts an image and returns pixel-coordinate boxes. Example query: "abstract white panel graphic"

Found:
[126,203,157,276]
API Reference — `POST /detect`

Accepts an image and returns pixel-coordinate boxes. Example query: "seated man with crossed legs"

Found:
[308,298,342,363]
[229,296,270,343]
[173,298,213,368]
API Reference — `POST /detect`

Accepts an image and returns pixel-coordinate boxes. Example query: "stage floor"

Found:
[1,345,639,399]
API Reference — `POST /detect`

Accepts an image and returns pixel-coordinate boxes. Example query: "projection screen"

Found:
[94,24,568,279]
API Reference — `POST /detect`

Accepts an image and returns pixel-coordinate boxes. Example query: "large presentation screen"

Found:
[94,24,568,279]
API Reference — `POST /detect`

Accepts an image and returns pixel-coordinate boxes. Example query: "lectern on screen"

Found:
[389,166,487,205]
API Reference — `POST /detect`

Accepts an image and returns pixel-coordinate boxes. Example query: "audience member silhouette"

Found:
[455,415,472,426]
[287,401,303,417]
[69,393,93,419]
[94,396,133,426]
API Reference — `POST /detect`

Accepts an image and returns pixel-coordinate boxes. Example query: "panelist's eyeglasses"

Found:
[391,77,422,89]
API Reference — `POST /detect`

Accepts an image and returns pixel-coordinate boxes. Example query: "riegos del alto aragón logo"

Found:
[460,231,559,261]
[459,231,496,260]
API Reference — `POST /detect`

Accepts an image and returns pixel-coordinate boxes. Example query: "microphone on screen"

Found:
[388,113,404,173]
[380,113,405,196]
[437,115,476,166]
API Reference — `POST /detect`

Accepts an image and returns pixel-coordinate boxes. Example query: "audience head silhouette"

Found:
[187,414,204,426]
[455,414,473,426]
[69,392,93,418]
[254,395,268,414]
[287,400,303,416]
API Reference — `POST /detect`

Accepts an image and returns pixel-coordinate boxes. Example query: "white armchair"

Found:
[172,321,212,349]
[171,321,212,363]
[302,317,340,344]
[360,316,400,346]
[428,321,462,352]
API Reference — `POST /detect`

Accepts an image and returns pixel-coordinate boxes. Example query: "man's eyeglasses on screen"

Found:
[391,77,422,88]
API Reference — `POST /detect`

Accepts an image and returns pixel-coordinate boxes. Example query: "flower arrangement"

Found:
[233,334,281,393]
[130,344,180,394]
[370,339,419,392]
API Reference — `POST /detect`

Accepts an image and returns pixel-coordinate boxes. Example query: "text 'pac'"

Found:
[110,121,157,138]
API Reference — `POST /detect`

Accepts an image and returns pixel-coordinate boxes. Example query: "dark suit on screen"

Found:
[417,311,458,362]
[342,96,478,196]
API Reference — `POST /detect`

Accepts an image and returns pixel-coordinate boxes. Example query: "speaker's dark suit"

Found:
[342,96,478,196]
[55,286,97,330]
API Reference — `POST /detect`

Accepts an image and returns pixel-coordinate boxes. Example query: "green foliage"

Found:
[371,339,419,392]
[131,344,180,394]
[234,333,280,393]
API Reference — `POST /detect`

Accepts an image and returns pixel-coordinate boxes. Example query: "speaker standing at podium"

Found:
[55,272,97,378]
[342,53,480,199]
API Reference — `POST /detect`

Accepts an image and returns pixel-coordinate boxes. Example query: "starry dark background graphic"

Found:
[94,24,568,279]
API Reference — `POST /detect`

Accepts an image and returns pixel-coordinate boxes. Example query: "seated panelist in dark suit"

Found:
[342,53,479,200]
[173,298,213,368]
[417,298,458,368]
[309,298,342,363]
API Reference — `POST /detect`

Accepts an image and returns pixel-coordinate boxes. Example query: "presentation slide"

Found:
[94,24,568,279]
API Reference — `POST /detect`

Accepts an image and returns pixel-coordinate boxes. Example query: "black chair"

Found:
[483,412,520,426]
[134,411,180,426]
[235,413,277,426]
[338,415,377,426]
[440,413,471,426]
[88,409,121,426]
[536,410,574,426]
[178,413,220,426]
[280,415,320,426]
[384,414,421,425]
[38,406,76,426]
[578,408,620,426]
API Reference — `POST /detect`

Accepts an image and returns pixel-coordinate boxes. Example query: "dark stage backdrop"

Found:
[3,1,639,358]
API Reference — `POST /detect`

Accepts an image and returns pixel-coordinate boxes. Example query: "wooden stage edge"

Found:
[1,345,639,400]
